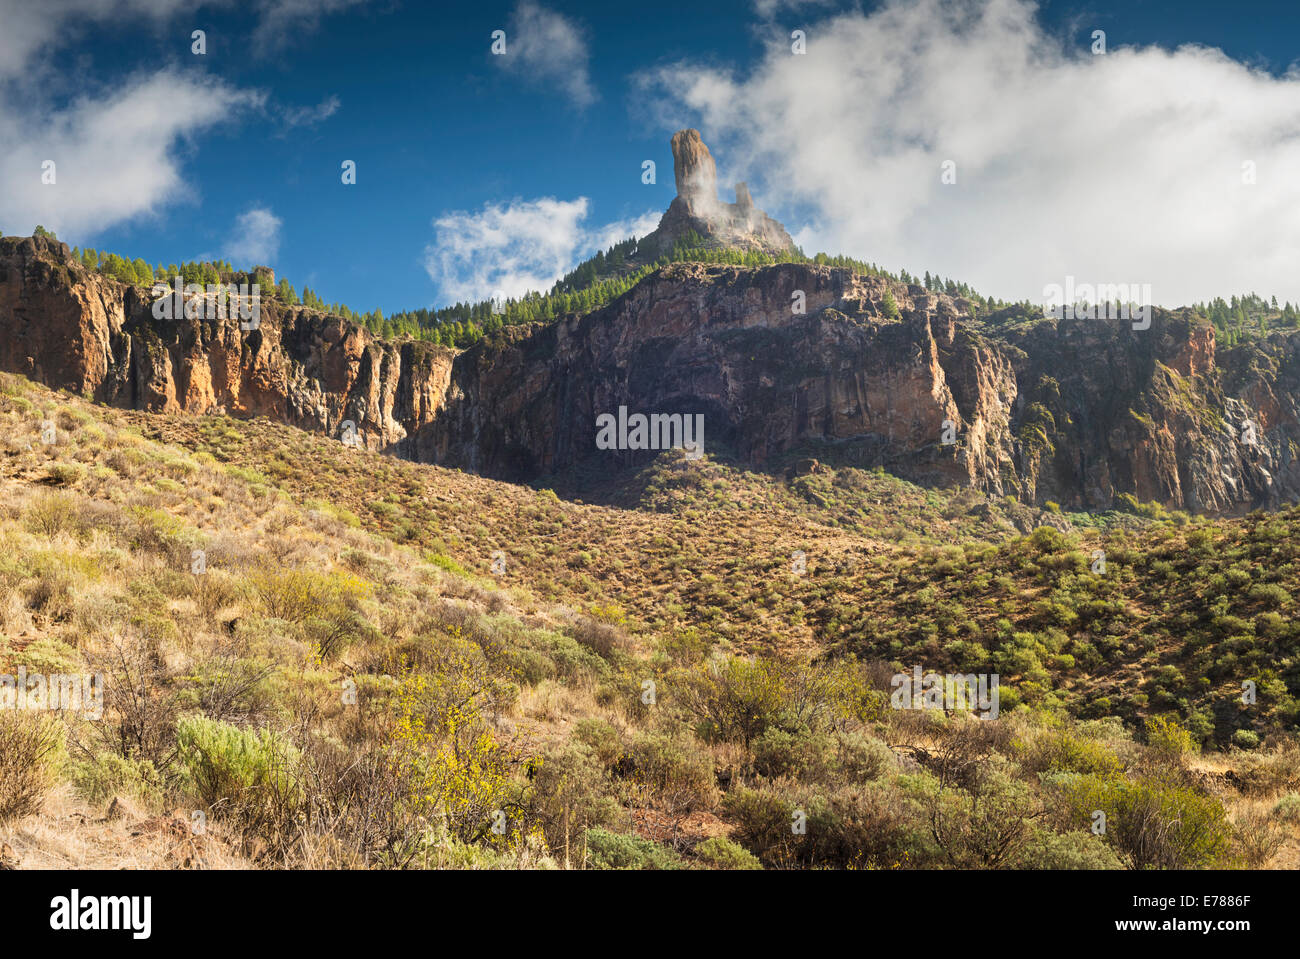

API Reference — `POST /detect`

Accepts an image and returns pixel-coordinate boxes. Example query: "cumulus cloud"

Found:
[424,198,658,303]
[0,0,385,240]
[0,69,262,238]
[496,1,597,108]
[638,0,1300,306]
[224,207,283,266]
[0,0,270,240]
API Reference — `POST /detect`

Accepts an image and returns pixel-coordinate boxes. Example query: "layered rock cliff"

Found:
[4,231,1297,514]
[0,234,455,452]
[413,263,1298,513]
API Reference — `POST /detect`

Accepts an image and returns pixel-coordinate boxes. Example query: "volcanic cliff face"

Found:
[0,234,455,452]
[412,262,1298,513]
[3,127,1300,514]
[1,233,1297,513]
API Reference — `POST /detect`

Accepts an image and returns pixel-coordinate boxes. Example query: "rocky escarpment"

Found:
[0,235,454,451]
[416,263,1297,513]
[2,234,1298,514]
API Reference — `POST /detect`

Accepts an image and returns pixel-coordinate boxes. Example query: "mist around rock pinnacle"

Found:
[639,128,797,257]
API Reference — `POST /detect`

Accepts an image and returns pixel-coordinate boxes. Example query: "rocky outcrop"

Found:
[671,128,719,218]
[0,235,455,452]
[2,234,1298,515]
[1002,312,1286,513]
[413,262,1295,513]
[640,129,797,257]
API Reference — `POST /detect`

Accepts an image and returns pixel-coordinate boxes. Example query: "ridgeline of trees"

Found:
[18,224,1297,352]
[33,221,1007,349]
[7,224,1046,347]
[1193,293,1300,347]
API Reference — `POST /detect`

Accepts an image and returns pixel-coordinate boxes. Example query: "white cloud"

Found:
[224,207,283,266]
[281,94,341,128]
[424,198,658,303]
[751,0,837,20]
[0,0,198,80]
[639,0,1300,307]
[587,210,662,256]
[0,0,385,242]
[0,1,271,241]
[0,69,262,239]
[496,1,596,108]
[254,0,375,51]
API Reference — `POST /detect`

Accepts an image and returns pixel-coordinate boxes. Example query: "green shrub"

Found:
[44,463,84,487]
[506,648,553,685]
[530,743,623,854]
[694,836,761,870]
[1232,729,1261,751]
[175,716,301,814]
[23,491,81,538]
[10,635,81,675]
[924,767,1037,868]
[684,656,787,745]
[631,733,717,811]
[725,781,923,869]
[1144,715,1197,762]
[1012,828,1124,869]
[752,727,831,780]
[832,731,897,782]
[127,505,203,559]
[248,568,371,660]
[1272,792,1300,823]
[797,782,924,868]
[573,718,623,768]
[426,552,468,576]
[1021,728,1124,777]
[584,827,679,870]
[534,630,608,681]
[70,753,165,807]
[1247,584,1289,609]
[1053,773,1231,869]
[723,786,797,865]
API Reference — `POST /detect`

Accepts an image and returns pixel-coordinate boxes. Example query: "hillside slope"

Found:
[3,373,1299,870]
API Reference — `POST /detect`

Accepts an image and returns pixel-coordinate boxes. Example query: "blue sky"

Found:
[4,0,1300,314]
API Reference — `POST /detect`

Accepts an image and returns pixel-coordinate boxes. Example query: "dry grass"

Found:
[0,785,252,870]
[0,372,1297,869]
